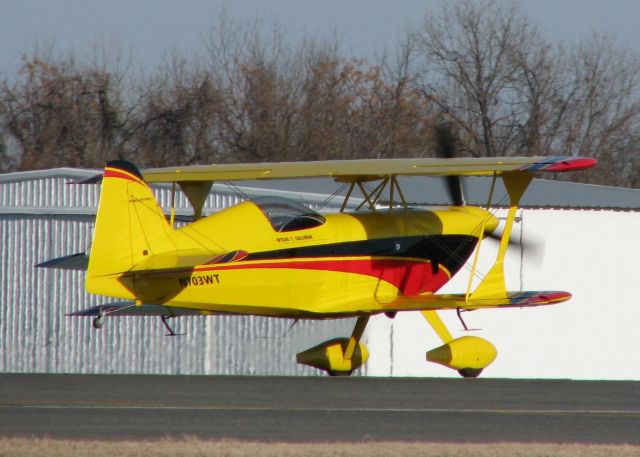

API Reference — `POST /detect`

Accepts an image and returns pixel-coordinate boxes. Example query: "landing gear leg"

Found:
[456,308,470,331]
[330,316,370,377]
[296,316,370,375]
[160,315,180,336]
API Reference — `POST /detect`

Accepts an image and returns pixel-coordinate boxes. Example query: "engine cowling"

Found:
[296,338,369,374]
[426,336,497,373]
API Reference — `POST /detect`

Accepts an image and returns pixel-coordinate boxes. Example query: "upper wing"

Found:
[142,156,596,183]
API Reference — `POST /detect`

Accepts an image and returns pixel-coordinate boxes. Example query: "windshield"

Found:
[252,197,326,232]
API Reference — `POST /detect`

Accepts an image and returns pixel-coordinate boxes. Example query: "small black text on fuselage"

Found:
[178,274,220,287]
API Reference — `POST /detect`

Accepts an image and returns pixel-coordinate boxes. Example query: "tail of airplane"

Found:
[85,160,183,297]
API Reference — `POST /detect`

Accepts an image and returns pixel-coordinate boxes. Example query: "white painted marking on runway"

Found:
[3,404,640,415]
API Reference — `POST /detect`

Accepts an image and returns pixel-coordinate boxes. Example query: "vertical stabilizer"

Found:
[86,160,177,297]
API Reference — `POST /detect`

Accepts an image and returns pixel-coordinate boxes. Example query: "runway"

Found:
[1,374,639,443]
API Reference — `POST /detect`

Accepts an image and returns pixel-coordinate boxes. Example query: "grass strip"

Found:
[1,438,640,457]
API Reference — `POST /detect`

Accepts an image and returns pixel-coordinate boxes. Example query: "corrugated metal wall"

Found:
[0,171,354,375]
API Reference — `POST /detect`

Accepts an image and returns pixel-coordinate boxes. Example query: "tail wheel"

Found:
[458,368,483,378]
[93,315,105,329]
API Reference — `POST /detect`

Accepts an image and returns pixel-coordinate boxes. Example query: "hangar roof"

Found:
[247,175,640,210]
[1,167,639,211]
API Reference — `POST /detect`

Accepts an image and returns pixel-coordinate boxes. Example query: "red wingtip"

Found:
[542,291,573,303]
[544,157,597,172]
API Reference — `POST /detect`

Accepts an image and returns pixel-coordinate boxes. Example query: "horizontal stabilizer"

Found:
[67,301,204,317]
[36,252,89,271]
[388,290,571,312]
[67,174,103,185]
[37,249,245,277]
[129,249,247,274]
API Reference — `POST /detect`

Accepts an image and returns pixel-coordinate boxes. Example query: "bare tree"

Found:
[0,51,128,169]
[413,0,640,186]
[2,6,638,187]
[415,0,536,157]
[553,36,640,185]
[131,57,226,166]
[507,33,640,185]
[200,17,303,162]
[199,17,435,163]
[371,34,435,158]
[0,129,9,172]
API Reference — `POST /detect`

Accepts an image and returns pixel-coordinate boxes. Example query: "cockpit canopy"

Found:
[252,197,326,232]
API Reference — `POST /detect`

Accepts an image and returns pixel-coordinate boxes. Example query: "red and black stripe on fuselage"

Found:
[239,234,479,295]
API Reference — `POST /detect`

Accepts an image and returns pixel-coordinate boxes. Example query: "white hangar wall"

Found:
[1,168,639,379]
[364,208,640,380]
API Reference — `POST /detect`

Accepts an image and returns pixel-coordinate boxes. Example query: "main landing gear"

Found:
[423,310,497,378]
[296,316,370,376]
[296,311,498,378]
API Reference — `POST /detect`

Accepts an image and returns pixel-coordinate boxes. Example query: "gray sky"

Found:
[1,0,639,78]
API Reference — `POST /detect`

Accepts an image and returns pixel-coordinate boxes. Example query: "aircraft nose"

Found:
[483,211,500,235]
[462,207,499,236]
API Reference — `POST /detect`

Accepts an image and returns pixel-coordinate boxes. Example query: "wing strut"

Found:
[356,181,382,210]
[169,182,177,227]
[179,181,213,220]
[339,176,408,212]
[465,172,498,300]
[421,310,452,343]
[340,182,356,212]
[392,175,409,209]
[470,172,534,300]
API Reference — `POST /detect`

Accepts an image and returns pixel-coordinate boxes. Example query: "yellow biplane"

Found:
[38,141,595,377]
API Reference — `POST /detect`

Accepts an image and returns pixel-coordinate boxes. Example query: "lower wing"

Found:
[387,290,571,312]
[66,291,570,321]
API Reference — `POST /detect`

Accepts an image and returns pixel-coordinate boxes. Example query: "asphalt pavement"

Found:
[1,374,639,443]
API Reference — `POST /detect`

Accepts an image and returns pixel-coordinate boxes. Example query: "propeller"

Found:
[433,123,543,260]
[434,124,466,206]
[485,225,546,265]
